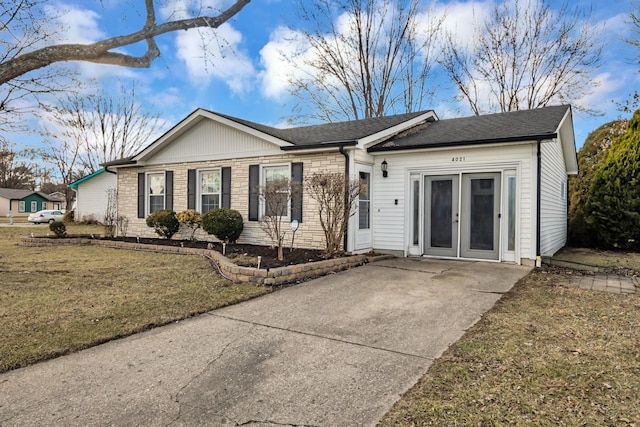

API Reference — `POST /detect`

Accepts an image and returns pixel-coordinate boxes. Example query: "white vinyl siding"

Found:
[74,172,117,223]
[371,143,534,261]
[539,139,569,257]
[149,119,282,165]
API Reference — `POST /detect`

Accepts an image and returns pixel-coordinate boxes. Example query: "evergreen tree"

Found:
[585,110,640,250]
[568,120,626,246]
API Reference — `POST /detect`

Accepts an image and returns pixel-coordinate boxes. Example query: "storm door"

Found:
[460,173,501,260]
[424,175,459,258]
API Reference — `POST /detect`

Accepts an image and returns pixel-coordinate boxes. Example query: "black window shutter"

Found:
[222,167,231,209]
[137,173,145,218]
[165,171,173,211]
[248,165,259,221]
[187,169,196,210]
[291,162,303,222]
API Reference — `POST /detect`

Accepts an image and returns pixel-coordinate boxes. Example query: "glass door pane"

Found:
[424,175,459,258]
[469,178,495,250]
[461,173,501,260]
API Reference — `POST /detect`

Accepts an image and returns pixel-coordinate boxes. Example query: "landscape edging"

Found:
[19,237,380,286]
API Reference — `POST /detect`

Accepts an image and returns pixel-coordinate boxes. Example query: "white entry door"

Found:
[355,165,373,251]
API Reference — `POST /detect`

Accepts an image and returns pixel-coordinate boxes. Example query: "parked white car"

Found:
[27,210,65,224]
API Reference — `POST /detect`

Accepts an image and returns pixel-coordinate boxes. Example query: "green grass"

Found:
[0,224,270,373]
[378,269,640,426]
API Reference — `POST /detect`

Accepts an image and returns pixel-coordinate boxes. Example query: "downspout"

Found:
[104,166,116,174]
[339,145,349,252]
[536,139,542,267]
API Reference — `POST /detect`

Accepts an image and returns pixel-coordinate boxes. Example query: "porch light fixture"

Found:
[381,159,388,178]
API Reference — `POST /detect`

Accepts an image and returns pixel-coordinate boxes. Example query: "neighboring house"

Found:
[69,168,118,223]
[0,188,54,220]
[106,105,577,266]
[47,192,67,211]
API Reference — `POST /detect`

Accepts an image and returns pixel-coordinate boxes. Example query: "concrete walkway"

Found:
[0,258,530,427]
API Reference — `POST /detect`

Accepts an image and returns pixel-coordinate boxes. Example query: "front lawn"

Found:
[0,225,270,373]
[379,268,640,426]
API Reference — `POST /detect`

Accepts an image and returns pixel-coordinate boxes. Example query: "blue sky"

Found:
[12,0,640,154]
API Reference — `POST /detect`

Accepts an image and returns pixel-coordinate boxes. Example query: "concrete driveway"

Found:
[0,258,530,426]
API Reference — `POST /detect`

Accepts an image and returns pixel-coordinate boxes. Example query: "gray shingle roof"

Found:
[368,105,571,152]
[214,110,433,146]
[0,188,50,200]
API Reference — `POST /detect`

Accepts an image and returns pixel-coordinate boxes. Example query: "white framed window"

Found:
[358,171,370,230]
[199,169,221,213]
[261,163,291,217]
[147,172,165,214]
[42,202,48,210]
[19,201,25,212]
[31,201,37,212]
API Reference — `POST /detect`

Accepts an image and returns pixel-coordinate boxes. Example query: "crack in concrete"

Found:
[166,326,255,426]
[210,313,432,362]
[236,419,319,427]
[370,263,449,275]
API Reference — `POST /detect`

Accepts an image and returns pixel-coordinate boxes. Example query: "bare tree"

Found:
[0,0,250,132]
[0,1,74,133]
[440,0,603,115]
[289,0,443,122]
[305,172,361,256]
[0,0,250,85]
[258,178,301,261]
[629,3,640,66]
[0,141,37,189]
[40,83,161,173]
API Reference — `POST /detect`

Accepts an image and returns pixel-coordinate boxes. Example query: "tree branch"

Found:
[0,0,250,85]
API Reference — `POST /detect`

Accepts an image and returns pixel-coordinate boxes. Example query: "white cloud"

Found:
[437,0,492,51]
[45,3,105,44]
[175,23,255,93]
[258,26,311,101]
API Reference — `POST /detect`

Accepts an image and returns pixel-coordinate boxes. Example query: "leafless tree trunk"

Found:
[258,178,301,261]
[289,0,443,123]
[305,172,361,256]
[439,0,603,115]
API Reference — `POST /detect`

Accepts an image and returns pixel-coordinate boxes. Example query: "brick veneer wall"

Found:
[19,237,372,286]
[117,153,344,250]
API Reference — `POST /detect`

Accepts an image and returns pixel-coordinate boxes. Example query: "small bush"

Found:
[63,210,74,223]
[177,209,201,241]
[49,221,67,237]
[145,210,179,239]
[201,208,244,243]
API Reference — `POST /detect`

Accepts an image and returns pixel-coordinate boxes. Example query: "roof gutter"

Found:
[339,144,350,252]
[280,140,357,151]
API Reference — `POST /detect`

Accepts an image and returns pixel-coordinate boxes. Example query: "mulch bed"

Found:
[104,236,339,269]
